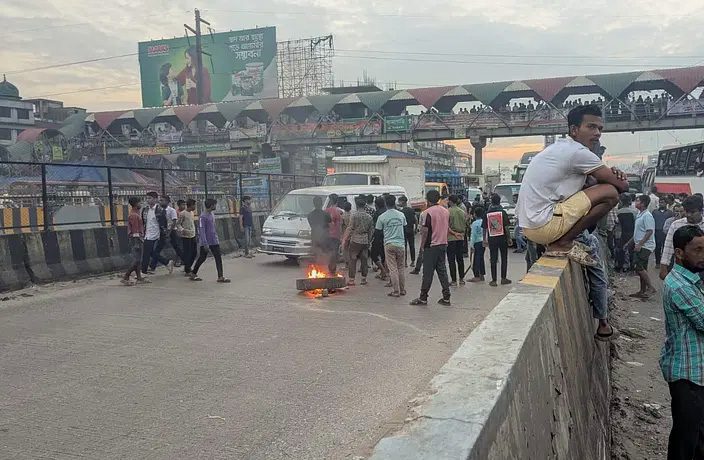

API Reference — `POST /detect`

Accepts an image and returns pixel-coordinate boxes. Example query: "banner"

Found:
[156,131,183,144]
[128,146,171,156]
[229,123,267,141]
[138,27,278,107]
[384,115,411,132]
[667,100,704,116]
[271,119,383,140]
[171,143,231,154]
[257,157,282,174]
[51,145,64,161]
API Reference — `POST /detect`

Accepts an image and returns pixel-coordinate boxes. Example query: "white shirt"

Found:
[661,217,704,266]
[648,193,660,212]
[165,205,178,228]
[516,137,604,229]
[145,205,160,241]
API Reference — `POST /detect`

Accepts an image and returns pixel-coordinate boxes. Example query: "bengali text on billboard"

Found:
[138,27,278,108]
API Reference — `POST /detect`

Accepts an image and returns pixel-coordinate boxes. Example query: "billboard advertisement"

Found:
[138,27,278,108]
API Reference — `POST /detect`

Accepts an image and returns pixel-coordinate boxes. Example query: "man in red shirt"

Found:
[325,194,343,275]
[122,197,151,286]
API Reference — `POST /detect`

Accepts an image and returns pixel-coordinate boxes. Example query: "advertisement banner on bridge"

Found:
[384,115,411,132]
[667,99,704,116]
[171,143,231,154]
[271,119,382,140]
[128,146,171,156]
[138,27,278,107]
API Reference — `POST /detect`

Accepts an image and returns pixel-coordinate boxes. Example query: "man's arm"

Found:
[590,166,630,193]
[634,230,653,251]
[419,226,429,250]
[660,223,677,280]
[672,285,704,332]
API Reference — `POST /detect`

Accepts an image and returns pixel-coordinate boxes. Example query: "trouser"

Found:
[514,226,526,251]
[142,238,169,272]
[243,226,252,255]
[578,231,608,320]
[488,238,508,282]
[463,229,469,256]
[655,230,666,265]
[327,238,340,275]
[472,242,485,277]
[181,237,197,273]
[615,234,632,270]
[447,240,465,282]
[420,245,450,301]
[667,379,704,460]
[412,247,424,272]
[385,244,406,294]
[404,229,416,264]
[192,244,224,278]
[125,237,143,279]
[170,230,183,262]
[348,241,369,280]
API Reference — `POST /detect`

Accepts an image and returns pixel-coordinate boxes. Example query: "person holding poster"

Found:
[483,193,512,287]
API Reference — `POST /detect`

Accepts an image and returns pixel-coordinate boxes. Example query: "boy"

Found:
[141,191,174,274]
[190,198,231,283]
[468,206,486,282]
[178,198,197,275]
[483,193,512,287]
[122,197,150,285]
[239,195,255,258]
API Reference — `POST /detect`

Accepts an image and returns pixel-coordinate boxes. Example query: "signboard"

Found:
[257,157,282,174]
[51,145,64,161]
[171,143,231,154]
[156,131,183,144]
[667,100,704,116]
[128,146,171,156]
[271,119,383,140]
[138,27,278,107]
[384,115,411,132]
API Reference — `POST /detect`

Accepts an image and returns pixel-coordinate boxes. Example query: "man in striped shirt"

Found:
[661,225,704,459]
[659,195,704,280]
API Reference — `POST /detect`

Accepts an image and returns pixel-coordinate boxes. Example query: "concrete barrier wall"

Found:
[0,216,262,292]
[369,257,610,460]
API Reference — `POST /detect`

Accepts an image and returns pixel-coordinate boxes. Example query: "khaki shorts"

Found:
[523,191,591,245]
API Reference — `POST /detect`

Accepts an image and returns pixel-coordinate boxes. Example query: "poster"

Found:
[51,145,64,161]
[257,157,282,174]
[128,146,171,156]
[486,211,505,237]
[138,27,278,107]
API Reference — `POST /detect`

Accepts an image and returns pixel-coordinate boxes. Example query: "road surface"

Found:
[0,251,526,459]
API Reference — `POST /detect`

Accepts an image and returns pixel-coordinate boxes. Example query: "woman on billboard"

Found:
[176,46,212,105]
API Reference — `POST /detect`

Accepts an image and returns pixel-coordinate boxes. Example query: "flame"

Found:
[307,265,328,279]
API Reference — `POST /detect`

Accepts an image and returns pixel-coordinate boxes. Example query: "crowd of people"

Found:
[516,103,704,459]
[121,192,256,286]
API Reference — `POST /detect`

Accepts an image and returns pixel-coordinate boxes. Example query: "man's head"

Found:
[204,198,217,211]
[343,201,352,212]
[635,194,650,212]
[448,194,459,207]
[375,195,386,210]
[159,195,171,208]
[567,104,604,148]
[128,196,141,209]
[651,185,658,195]
[366,194,374,205]
[146,191,158,207]
[658,196,668,210]
[328,194,338,208]
[426,189,440,205]
[313,196,323,210]
[243,195,252,206]
[398,195,408,207]
[176,199,186,211]
[354,195,367,208]
[673,225,704,273]
[673,204,685,219]
[491,193,501,206]
[384,194,396,209]
[186,198,196,211]
[472,205,485,220]
[682,195,704,224]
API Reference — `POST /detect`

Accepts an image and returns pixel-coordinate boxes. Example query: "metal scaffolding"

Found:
[277,35,334,98]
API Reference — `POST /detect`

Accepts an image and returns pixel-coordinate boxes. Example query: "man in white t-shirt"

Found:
[517,105,630,259]
[648,186,660,213]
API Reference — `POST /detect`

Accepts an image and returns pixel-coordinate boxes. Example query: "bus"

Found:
[655,141,704,195]
[512,151,540,183]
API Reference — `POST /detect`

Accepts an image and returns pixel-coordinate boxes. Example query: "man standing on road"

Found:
[516,105,629,265]
[162,195,182,267]
[624,194,656,299]
[178,199,197,276]
[484,193,512,287]
[325,193,344,275]
[653,198,674,268]
[410,190,451,306]
[342,195,373,286]
[616,193,637,272]
[660,195,704,280]
[648,185,660,213]
[141,192,174,275]
[376,194,407,297]
[398,196,417,268]
[239,195,255,259]
[447,195,467,286]
[660,225,704,459]
[308,196,332,273]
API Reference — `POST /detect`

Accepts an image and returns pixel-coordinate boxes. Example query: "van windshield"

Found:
[323,174,370,186]
[494,184,520,207]
[272,193,327,217]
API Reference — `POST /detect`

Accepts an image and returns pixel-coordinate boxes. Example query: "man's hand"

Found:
[483,239,488,248]
[634,243,642,252]
[611,166,627,182]
[659,265,669,280]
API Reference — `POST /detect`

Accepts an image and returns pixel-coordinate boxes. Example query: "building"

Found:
[0,75,35,146]
[24,98,85,125]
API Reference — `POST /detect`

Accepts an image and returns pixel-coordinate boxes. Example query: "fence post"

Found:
[293,174,297,190]
[203,170,208,199]
[107,167,115,226]
[160,168,166,196]
[268,174,273,211]
[41,163,49,231]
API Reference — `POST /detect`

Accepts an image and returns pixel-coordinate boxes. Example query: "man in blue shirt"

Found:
[239,195,255,258]
[376,194,407,297]
[661,225,704,459]
[624,194,656,298]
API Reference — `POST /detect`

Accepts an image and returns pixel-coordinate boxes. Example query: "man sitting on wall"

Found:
[517,105,629,265]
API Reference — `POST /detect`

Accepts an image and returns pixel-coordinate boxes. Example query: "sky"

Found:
[3,0,704,167]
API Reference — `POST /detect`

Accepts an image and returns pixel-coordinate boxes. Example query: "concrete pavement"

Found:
[0,251,526,459]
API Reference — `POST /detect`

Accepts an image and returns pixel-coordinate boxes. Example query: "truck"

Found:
[323,155,426,210]
[425,170,467,199]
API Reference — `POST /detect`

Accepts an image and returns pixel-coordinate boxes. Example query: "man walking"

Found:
[447,195,467,286]
[653,197,674,268]
[162,195,182,267]
[484,193,512,287]
[410,190,451,306]
[342,195,373,286]
[178,198,197,276]
[122,197,150,286]
[660,225,704,459]
[190,198,230,283]
[376,194,407,297]
[141,192,174,275]
[398,196,417,267]
[624,195,656,298]
[239,195,255,259]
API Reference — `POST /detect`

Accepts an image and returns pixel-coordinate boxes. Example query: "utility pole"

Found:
[184,8,211,176]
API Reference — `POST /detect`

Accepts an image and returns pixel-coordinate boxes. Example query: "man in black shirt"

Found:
[398,196,417,267]
[652,199,674,268]
[615,193,637,272]
[307,195,332,266]
[483,193,512,287]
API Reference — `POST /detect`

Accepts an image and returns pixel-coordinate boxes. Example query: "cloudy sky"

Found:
[3,0,704,167]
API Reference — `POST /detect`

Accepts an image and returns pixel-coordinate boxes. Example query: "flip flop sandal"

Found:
[544,250,569,258]
[388,292,400,297]
[567,245,598,267]
[573,241,593,253]
[217,278,232,283]
[190,276,203,281]
[594,326,620,342]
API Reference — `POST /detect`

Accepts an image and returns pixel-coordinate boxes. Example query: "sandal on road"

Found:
[409,298,428,306]
[595,326,619,342]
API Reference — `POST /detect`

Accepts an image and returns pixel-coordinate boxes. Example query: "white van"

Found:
[259,185,408,259]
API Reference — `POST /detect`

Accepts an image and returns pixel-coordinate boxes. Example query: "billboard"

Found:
[138,27,278,108]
